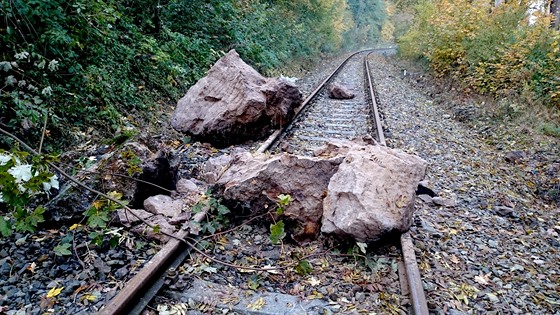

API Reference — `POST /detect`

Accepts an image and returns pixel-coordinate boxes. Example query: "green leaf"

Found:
[86,211,109,228]
[0,216,12,237]
[152,224,161,234]
[89,232,104,247]
[295,260,312,276]
[217,204,230,215]
[204,222,216,234]
[356,242,367,254]
[269,221,286,245]
[53,243,72,256]
[277,194,293,207]
[25,206,45,228]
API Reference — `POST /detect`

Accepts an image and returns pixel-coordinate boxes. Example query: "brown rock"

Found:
[136,215,177,242]
[176,178,199,194]
[117,209,175,242]
[328,82,355,99]
[214,151,344,240]
[171,50,302,147]
[117,208,154,226]
[172,178,208,209]
[321,140,428,242]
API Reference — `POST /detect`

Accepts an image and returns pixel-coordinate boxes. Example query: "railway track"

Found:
[98,49,428,315]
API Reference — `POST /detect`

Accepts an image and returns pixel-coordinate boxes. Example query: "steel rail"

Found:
[365,52,386,145]
[365,54,429,315]
[257,48,393,153]
[98,211,206,315]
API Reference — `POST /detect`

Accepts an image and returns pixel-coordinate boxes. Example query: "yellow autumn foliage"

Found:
[398,0,560,108]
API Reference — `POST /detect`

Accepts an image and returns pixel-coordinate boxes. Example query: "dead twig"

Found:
[38,111,48,154]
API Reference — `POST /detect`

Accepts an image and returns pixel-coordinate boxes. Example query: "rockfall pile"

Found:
[171,50,302,147]
[206,138,428,243]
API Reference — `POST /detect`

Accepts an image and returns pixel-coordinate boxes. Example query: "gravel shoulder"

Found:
[368,54,560,314]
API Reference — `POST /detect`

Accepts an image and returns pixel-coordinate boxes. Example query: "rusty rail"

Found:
[98,211,206,315]
[365,53,429,315]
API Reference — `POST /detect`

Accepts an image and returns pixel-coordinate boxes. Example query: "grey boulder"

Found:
[321,139,428,242]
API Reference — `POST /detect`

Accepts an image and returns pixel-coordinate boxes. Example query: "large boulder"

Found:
[320,140,428,242]
[206,138,427,243]
[212,150,344,240]
[171,50,302,147]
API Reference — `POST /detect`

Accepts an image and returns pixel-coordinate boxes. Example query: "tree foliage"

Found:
[345,0,387,47]
[398,0,560,108]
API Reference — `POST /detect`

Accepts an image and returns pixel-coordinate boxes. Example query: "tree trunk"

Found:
[552,0,560,29]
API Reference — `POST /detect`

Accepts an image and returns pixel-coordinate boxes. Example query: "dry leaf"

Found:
[307,276,321,286]
[69,223,82,231]
[27,262,36,273]
[474,275,488,285]
[81,293,97,302]
[247,297,266,310]
[46,287,64,298]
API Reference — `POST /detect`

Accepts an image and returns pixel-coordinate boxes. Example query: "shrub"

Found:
[398,0,560,108]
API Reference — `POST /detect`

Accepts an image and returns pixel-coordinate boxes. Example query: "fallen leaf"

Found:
[27,262,36,273]
[247,297,266,310]
[474,274,489,285]
[81,292,97,302]
[69,223,82,231]
[450,255,460,264]
[307,276,321,286]
[46,287,64,298]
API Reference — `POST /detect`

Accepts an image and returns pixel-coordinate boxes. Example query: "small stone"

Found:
[176,178,199,194]
[486,292,500,303]
[114,267,128,280]
[417,194,434,204]
[494,206,517,218]
[106,260,125,266]
[432,197,456,207]
[66,280,81,291]
[355,292,366,302]
[94,257,111,274]
[504,151,525,164]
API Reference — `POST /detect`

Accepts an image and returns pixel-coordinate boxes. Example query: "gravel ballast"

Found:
[368,54,560,314]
